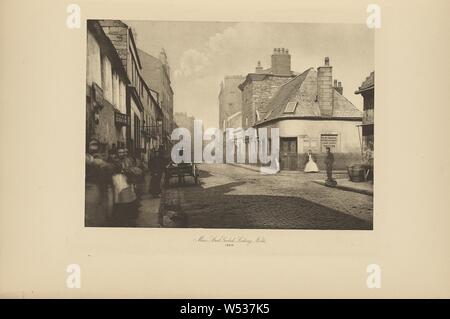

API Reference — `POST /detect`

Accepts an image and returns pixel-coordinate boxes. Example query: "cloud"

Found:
[174,23,273,79]
[175,48,210,78]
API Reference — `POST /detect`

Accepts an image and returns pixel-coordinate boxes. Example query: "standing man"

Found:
[324,147,335,184]
[149,145,165,197]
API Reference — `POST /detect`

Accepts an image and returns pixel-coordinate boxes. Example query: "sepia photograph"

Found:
[85,20,374,230]
[2,0,450,302]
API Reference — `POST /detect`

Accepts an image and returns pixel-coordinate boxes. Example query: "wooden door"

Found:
[280,137,298,170]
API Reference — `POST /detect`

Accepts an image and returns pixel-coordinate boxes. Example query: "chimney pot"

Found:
[255,60,263,73]
[271,48,291,75]
[324,57,330,66]
[334,79,338,86]
[338,81,342,87]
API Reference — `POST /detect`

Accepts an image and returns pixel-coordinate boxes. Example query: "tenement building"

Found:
[86,20,129,154]
[98,20,146,158]
[138,48,174,150]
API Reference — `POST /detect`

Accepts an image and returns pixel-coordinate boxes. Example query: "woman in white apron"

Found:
[304,149,319,173]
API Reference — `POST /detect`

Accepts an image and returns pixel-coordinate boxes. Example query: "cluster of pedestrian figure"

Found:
[85,139,167,227]
[303,147,336,185]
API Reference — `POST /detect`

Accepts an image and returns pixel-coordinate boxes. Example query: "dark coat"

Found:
[324,152,334,167]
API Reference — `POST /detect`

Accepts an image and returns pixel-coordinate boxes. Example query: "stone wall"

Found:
[88,95,125,150]
[292,152,362,171]
[241,75,293,129]
[219,76,244,130]
[99,20,129,70]
[317,65,333,116]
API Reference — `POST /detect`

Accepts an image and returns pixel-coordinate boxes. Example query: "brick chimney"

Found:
[271,48,291,75]
[255,61,263,73]
[317,57,333,116]
[337,81,343,95]
[333,79,343,95]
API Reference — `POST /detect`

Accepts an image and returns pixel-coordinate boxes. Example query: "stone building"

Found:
[86,20,129,154]
[355,71,374,165]
[97,20,146,158]
[97,20,172,163]
[174,112,195,136]
[239,48,298,129]
[218,75,245,130]
[254,56,363,171]
[138,48,174,150]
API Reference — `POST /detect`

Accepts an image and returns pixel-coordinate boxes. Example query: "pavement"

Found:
[136,192,161,227]
[229,163,357,186]
[160,163,373,230]
[85,172,163,227]
[313,179,373,196]
[135,174,162,227]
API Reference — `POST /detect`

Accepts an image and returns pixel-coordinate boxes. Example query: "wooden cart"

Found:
[164,163,199,186]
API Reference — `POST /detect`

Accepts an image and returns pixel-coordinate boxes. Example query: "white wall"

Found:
[262,119,362,153]
[112,71,120,107]
[86,30,101,86]
[119,81,126,114]
[101,55,113,103]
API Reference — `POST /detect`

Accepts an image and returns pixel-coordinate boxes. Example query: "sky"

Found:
[125,21,374,129]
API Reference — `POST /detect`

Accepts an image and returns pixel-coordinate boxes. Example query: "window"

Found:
[112,71,120,108]
[284,101,298,113]
[320,134,339,152]
[131,61,135,85]
[134,114,141,153]
[100,54,112,103]
[281,137,297,153]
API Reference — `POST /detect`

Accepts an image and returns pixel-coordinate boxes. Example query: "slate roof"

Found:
[257,68,362,125]
[355,71,374,94]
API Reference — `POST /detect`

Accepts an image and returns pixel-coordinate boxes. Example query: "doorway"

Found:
[280,137,298,170]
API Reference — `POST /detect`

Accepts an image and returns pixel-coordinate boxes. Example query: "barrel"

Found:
[348,164,366,182]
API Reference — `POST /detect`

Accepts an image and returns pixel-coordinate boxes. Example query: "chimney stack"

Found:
[337,81,343,95]
[333,79,343,95]
[271,47,291,75]
[317,57,333,116]
[255,60,263,73]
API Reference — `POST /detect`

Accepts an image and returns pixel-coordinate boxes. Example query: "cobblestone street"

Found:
[161,164,373,230]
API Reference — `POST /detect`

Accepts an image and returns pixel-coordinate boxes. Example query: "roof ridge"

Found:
[277,67,313,89]
[258,68,313,123]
